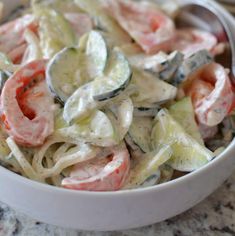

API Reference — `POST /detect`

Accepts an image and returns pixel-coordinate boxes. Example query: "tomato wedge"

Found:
[104,0,175,54]
[185,63,234,126]
[62,145,130,191]
[1,60,54,147]
[0,14,38,64]
[171,29,219,58]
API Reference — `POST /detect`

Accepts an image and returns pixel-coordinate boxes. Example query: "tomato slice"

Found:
[1,60,54,147]
[171,29,218,58]
[0,14,38,64]
[185,63,234,126]
[62,145,130,191]
[104,0,175,54]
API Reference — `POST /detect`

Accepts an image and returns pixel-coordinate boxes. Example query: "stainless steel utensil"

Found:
[218,1,235,16]
[176,2,235,82]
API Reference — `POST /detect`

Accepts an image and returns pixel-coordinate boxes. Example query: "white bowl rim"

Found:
[0,0,235,198]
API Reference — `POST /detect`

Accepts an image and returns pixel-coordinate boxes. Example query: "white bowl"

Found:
[0,0,235,231]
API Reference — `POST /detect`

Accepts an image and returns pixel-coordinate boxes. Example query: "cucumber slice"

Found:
[63,50,132,123]
[92,49,132,101]
[131,69,177,104]
[151,109,214,172]
[159,164,174,184]
[129,116,153,153]
[79,30,108,79]
[47,31,108,102]
[34,6,76,58]
[59,110,116,147]
[140,170,161,188]
[47,47,80,102]
[130,51,183,81]
[133,106,160,117]
[173,50,213,85]
[63,82,99,123]
[169,97,204,145]
[74,0,132,46]
[55,109,69,130]
[158,51,184,81]
[124,145,172,189]
[33,0,81,13]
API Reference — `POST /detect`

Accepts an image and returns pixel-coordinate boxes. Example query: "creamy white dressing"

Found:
[0,0,232,191]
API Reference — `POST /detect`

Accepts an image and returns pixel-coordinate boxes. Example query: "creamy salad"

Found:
[0,0,234,191]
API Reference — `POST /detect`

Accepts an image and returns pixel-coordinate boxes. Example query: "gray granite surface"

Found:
[1,172,235,236]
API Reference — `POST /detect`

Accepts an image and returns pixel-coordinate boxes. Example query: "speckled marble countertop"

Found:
[1,172,235,236]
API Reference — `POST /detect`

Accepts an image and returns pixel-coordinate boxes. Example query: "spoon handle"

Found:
[218,1,235,15]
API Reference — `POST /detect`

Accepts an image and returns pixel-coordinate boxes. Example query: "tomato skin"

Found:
[0,14,38,64]
[171,29,218,58]
[104,0,175,54]
[1,60,54,147]
[62,145,130,191]
[185,63,234,126]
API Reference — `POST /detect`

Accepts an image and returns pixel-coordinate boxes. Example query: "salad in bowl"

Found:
[0,0,234,192]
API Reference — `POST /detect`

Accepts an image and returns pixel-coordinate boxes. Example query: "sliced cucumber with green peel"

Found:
[151,109,214,172]
[173,50,213,85]
[129,116,153,153]
[158,51,184,81]
[131,51,183,81]
[140,170,161,188]
[63,49,132,123]
[79,30,108,79]
[131,69,177,104]
[47,31,108,102]
[92,50,132,101]
[55,109,69,130]
[33,6,76,58]
[169,97,204,145]
[74,0,132,46]
[59,110,116,147]
[32,0,81,14]
[124,145,172,189]
[63,82,99,123]
[159,165,174,184]
[133,106,160,117]
[46,47,80,102]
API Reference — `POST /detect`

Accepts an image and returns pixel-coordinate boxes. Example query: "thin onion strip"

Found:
[6,137,43,182]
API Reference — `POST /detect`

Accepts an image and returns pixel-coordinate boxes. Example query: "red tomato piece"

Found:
[185,63,234,126]
[62,145,130,191]
[103,0,175,54]
[171,29,219,58]
[0,14,38,64]
[1,60,54,147]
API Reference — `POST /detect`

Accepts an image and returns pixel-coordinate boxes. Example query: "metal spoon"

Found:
[175,2,235,82]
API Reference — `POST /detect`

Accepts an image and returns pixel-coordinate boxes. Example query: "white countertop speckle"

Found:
[1,172,235,236]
